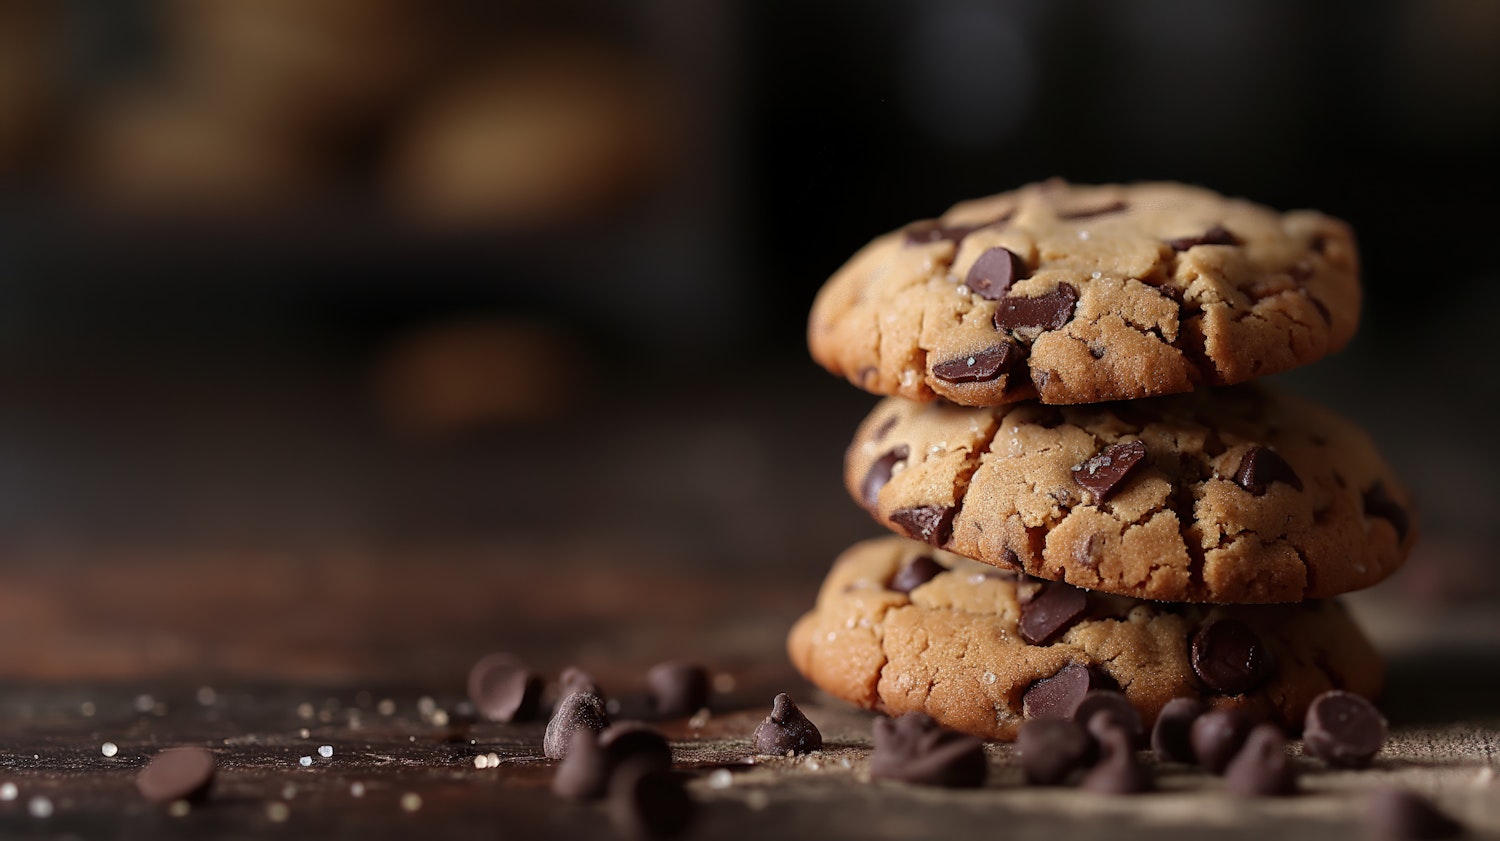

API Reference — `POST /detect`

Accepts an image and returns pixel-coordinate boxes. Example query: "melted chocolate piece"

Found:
[889,505,957,546]
[1191,620,1274,695]
[1071,440,1148,502]
[966,247,1028,300]
[1167,225,1241,251]
[995,283,1079,331]
[889,555,947,594]
[1058,200,1128,220]
[1022,663,1114,720]
[1233,447,1303,496]
[932,345,1013,384]
[861,446,909,509]
[1018,581,1089,645]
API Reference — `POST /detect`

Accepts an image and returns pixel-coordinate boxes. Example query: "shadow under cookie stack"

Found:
[791,179,1416,788]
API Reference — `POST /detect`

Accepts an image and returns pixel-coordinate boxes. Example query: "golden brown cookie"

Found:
[788,537,1384,741]
[808,180,1359,406]
[846,385,1414,603]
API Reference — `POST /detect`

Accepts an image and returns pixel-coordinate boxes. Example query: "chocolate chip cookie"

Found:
[787,537,1384,741]
[847,385,1413,603]
[808,179,1359,406]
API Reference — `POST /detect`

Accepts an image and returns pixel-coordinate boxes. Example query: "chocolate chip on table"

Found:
[1233,446,1303,496]
[1190,708,1255,773]
[1018,581,1089,645]
[1362,482,1411,540]
[1191,619,1273,694]
[647,661,710,718]
[136,747,216,804]
[560,666,605,702]
[467,652,544,723]
[608,759,694,840]
[1017,718,1096,785]
[552,729,610,800]
[861,446,909,509]
[870,712,987,788]
[889,555,947,595]
[1075,691,1145,749]
[994,283,1079,331]
[1151,697,1207,763]
[932,345,1013,384]
[601,723,674,772]
[1224,723,1297,797]
[966,247,1029,300]
[1071,440,1148,503]
[1364,787,1464,840]
[1079,720,1153,795]
[1022,663,1114,720]
[544,692,610,759]
[1302,690,1388,769]
[889,505,957,547]
[1166,225,1240,251]
[752,693,822,755]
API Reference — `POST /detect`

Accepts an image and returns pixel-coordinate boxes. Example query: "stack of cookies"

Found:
[790,180,1415,741]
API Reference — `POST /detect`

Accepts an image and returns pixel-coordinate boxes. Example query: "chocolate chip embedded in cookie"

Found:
[845,384,1415,603]
[808,179,1359,406]
[787,537,1384,741]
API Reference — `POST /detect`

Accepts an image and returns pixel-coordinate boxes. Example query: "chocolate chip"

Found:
[608,760,694,840]
[889,555,946,594]
[1022,663,1114,719]
[966,247,1028,300]
[932,344,1013,383]
[861,446,909,509]
[560,666,605,702]
[544,691,610,759]
[1071,440,1148,503]
[1079,721,1154,795]
[136,747,216,804]
[1189,708,1255,773]
[1303,690,1387,769]
[1018,581,1089,645]
[995,283,1079,331]
[1191,619,1273,694]
[1364,788,1464,840]
[1059,200,1128,220]
[467,653,544,723]
[870,713,987,788]
[552,729,610,800]
[1151,697,1207,763]
[1075,691,1145,749]
[1016,718,1096,785]
[1167,225,1240,251]
[1363,482,1410,540]
[601,723,674,772]
[872,415,899,442]
[889,505,957,547]
[903,220,974,246]
[752,693,822,755]
[1224,723,1297,797]
[646,661,710,718]
[1233,446,1303,496]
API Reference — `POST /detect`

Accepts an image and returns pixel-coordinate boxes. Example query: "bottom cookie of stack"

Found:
[788,536,1382,741]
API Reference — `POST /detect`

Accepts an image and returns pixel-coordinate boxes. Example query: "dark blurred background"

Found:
[0,0,1496,680]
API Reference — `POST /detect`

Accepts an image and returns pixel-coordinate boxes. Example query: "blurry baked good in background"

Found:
[0,0,58,175]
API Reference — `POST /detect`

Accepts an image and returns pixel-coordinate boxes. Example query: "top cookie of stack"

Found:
[809,179,1358,406]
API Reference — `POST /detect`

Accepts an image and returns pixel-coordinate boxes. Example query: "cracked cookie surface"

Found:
[788,537,1383,741]
[846,385,1414,603]
[808,179,1359,406]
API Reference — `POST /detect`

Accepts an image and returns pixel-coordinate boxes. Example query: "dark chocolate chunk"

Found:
[646,661,710,718]
[1016,718,1096,785]
[1190,708,1255,773]
[1191,619,1273,694]
[889,555,947,594]
[1302,690,1387,769]
[889,505,957,547]
[861,446,909,510]
[752,693,822,755]
[552,729,609,800]
[559,666,605,702]
[1363,482,1410,540]
[932,345,1013,384]
[995,283,1079,331]
[1224,723,1297,797]
[468,653,544,723]
[1018,581,1089,645]
[1167,225,1240,251]
[1233,447,1303,496]
[136,747,216,804]
[903,220,973,247]
[601,723,674,772]
[1151,697,1207,763]
[1059,200,1128,220]
[1071,440,1148,503]
[1022,663,1114,720]
[608,760,694,840]
[870,713,987,788]
[1076,691,1145,749]
[544,692,610,759]
[1079,721,1154,795]
[966,247,1028,300]
[1364,788,1464,840]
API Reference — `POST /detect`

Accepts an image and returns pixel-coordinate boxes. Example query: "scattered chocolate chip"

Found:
[136,747,216,804]
[995,283,1079,331]
[890,555,946,594]
[966,247,1028,300]
[1018,581,1089,645]
[753,693,822,755]
[1151,697,1207,763]
[1071,440,1148,503]
[544,692,610,759]
[1224,723,1297,797]
[601,723,674,772]
[647,662,710,718]
[1059,200,1128,220]
[1363,482,1410,540]
[1076,691,1145,748]
[889,505,957,547]
[870,713,987,788]
[1167,225,1240,251]
[1303,690,1387,769]
[1191,620,1273,695]
[560,666,604,702]
[552,729,610,800]
[1017,718,1096,785]
[1022,663,1114,720]
[1190,708,1255,773]
[861,446,909,509]
[1079,721,1153,795]
[1233,447,1303,496]
[1364,788,1464,840]
[932,345,1013,384]
[608,760,694,840]
[467,653,544,723]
